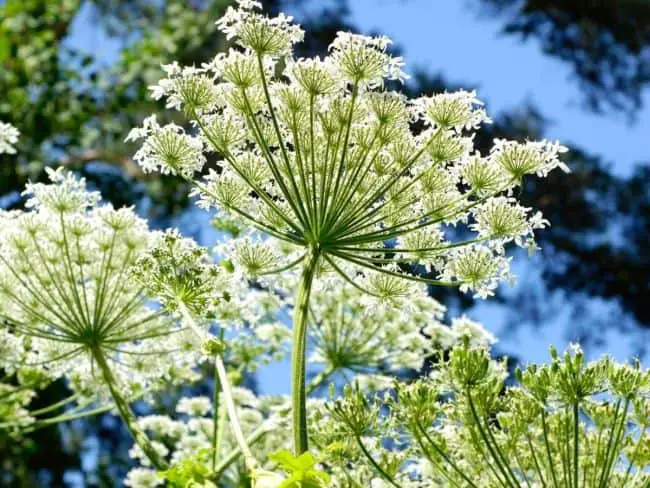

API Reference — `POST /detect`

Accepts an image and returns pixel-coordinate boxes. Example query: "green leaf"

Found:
[268,450,330,488]
[158,453,215,488]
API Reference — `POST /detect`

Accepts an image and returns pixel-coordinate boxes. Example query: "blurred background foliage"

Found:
[1,0,649,485]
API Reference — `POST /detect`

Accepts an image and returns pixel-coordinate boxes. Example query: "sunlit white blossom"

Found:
[0,121,19,154]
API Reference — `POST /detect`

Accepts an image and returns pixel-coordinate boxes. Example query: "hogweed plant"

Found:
[0,169,205,468]
[0,175,647,486]
[1,4,648,487]
[314,342,650,488]
[127,0,568,455]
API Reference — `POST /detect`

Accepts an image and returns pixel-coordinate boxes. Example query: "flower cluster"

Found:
[0,330,51,432]
[129,0,569,302]
[129,2,566,296]
[219,232,497,379]
[126,115,206,177]
[311,343,650,487]
[127,0,570,456]
[2,3,606,487]
[132,229,224,317]
[0,169,200,399]
[0,121,19,154]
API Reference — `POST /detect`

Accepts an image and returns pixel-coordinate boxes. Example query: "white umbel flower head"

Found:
[0,169,199,397]
[491,138,569,180]
[414,90,490,131]
[216,0,304,56]
[126,115,205,178]
[123,468,163,488]
[129,0,570,308]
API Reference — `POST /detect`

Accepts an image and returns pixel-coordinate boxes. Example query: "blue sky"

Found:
[67,0,650,178]
[344,0,649,178]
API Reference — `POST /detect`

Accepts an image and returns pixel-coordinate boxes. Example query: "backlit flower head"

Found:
[126,115,205,178]
[216,0,303,56]
[0,170,198,397]
[132,229,224,318]
[413,89,490,131]
[491,138,569,180]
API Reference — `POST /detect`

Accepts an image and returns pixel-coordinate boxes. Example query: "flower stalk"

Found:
[90,347,169,470]
[291,246,320,454]
[177,302,258,470]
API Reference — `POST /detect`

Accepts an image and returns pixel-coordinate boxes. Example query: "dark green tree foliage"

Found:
[478,0,650,114]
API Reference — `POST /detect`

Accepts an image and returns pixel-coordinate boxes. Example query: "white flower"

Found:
[0,122,19,154]
[132,0,567,308]
[0,170,200,397]
[216,1,303,56]
[491,138,569,180]
[176,396,212,417]
[414,89,491,131]
[329,32,408,86]
[126,115,205,177]
[128,441,169,468]
[149,65,219,113]
[124,468,163,488]
[450,315,497,347]
[442,245,513,298]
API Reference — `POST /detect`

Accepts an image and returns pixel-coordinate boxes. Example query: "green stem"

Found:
[355,435,402,488]
[621,423,647,485]
[306,366,335,395]
[542,410,560,488]
[214,354,257,469]
[599,398,630,488]
[291,247,320,455]
[413,431,462,488]
[177,304,258,470]
[573,402,580,488]
[525,433,548,488]
[16,391,146,433]
[416,422,480,488]
[30,393,79,417]
[466,390,518,488]
[211,424,269,480]
[211,329,224,472]
[91,348,168,470]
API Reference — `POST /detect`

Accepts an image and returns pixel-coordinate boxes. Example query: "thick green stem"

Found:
[291,247,319,454]
[573,402,579,488]
[91,348,168,470]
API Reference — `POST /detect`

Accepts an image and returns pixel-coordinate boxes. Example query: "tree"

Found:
[477,0,650,115]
